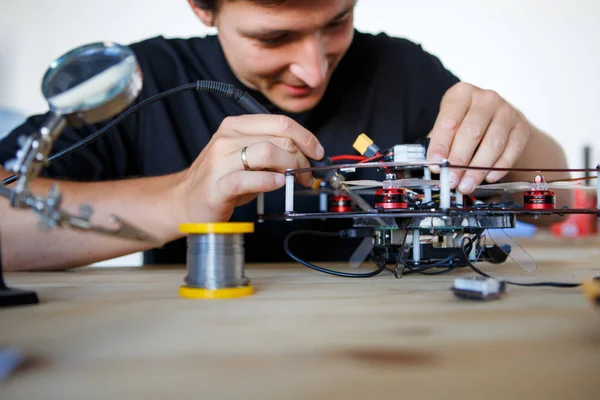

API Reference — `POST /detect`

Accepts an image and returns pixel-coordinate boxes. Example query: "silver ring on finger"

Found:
[241,146,253,171]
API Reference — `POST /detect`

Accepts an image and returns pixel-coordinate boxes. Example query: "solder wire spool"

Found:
[179,222,255,299]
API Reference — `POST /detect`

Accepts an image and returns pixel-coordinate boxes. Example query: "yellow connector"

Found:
[353,133,374,156]
[583,278,600,309]
[311,178,323,190]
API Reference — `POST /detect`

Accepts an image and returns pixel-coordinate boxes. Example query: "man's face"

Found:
[204,0,356,113]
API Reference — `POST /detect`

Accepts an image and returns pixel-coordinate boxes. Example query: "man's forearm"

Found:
[0,170,188,271]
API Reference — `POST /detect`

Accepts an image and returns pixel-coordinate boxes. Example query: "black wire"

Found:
[3,80,259,186]
[393,220,459,277]
[392,220,412,278]
[408,231,488,276]
[460,234,582,288]
[367,152,390,163]
[409,266,456,276]
[403,259,457,276]
[51,84,199,164]
[408,253,459,270]
[283,230,386,278]
[2,83,198,185]
[414,200,439,211]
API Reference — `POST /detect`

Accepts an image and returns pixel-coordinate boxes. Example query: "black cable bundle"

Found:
[283,230,386,278]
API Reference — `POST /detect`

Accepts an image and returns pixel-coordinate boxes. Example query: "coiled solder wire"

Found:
[184,233,249,290]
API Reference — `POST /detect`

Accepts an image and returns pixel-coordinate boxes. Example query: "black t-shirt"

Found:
[0,30,459,264]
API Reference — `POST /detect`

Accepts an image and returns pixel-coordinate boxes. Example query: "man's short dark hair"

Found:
[193,0,286,12]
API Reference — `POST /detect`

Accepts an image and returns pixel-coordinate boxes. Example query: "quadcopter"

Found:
[257,133,600,285]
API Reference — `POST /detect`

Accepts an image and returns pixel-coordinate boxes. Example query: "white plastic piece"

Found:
[319,192,328,212]
[256,193,264,215]
[533,174,548,190]
[455,190,463,206]
[423,168,432,203]
[393,144,427,163]
[285,174,294,213]
[440,161,451,209]
[453,277,504,299]
[412,229,421,262]
[344,179,439,189]
[419,217,446,228]
[477,181,596,192]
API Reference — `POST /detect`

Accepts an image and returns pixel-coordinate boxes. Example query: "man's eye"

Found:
[328,15,350,28]
[257,35,289,47]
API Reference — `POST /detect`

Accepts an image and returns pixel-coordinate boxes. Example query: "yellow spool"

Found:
[179,285,255,299]
[179,222,254,300]
[179,222,254,235]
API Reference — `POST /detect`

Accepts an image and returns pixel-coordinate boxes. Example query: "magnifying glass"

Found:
[7,41,143,188]
[42,41,142,126]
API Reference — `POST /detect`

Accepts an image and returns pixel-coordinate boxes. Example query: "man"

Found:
[0,0,570,271]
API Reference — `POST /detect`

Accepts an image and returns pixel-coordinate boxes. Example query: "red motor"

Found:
[524,174,556,210]
[375,188,408,209]
[328,195,353,213]
[524,190,556,210]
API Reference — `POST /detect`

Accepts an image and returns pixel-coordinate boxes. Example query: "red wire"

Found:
[330,151,393,173]
[359,152,387,163]
[359,152,391,173]
[330,155,366,162]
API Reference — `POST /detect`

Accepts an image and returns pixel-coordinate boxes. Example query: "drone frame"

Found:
[258,159,600,276]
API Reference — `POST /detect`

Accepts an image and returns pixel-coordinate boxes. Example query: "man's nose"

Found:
[289,34,328,88]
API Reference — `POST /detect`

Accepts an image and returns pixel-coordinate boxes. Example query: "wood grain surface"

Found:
[1,234,599,399]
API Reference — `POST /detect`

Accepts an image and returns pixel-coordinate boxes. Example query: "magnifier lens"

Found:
[41,42,140,121]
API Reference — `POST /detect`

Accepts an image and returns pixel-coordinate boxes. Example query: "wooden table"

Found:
[1,235,599,399]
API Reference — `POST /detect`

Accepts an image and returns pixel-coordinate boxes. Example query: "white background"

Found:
[1,0,599,265]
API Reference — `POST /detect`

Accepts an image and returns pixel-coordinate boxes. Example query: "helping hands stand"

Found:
[0,42,163,308]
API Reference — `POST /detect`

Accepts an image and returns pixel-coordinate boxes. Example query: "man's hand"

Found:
[426,82,531,194]
[174,114,324,222]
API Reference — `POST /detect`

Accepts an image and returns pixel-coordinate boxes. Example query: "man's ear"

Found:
[187,0,216,26]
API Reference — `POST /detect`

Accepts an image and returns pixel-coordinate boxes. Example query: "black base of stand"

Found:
[0,287,39,307]
[0,247,39,308]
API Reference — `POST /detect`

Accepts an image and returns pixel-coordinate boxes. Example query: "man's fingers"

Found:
[236,141,297,171]
[457,106,514,194]
[217,171,286,200]
[446,100,497,188]
[256,136,299,154]
[485,123,531,184]
[221,114,324,160]
[215,134,299,155]
[426,84,472,174]
[231,141,313,187]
